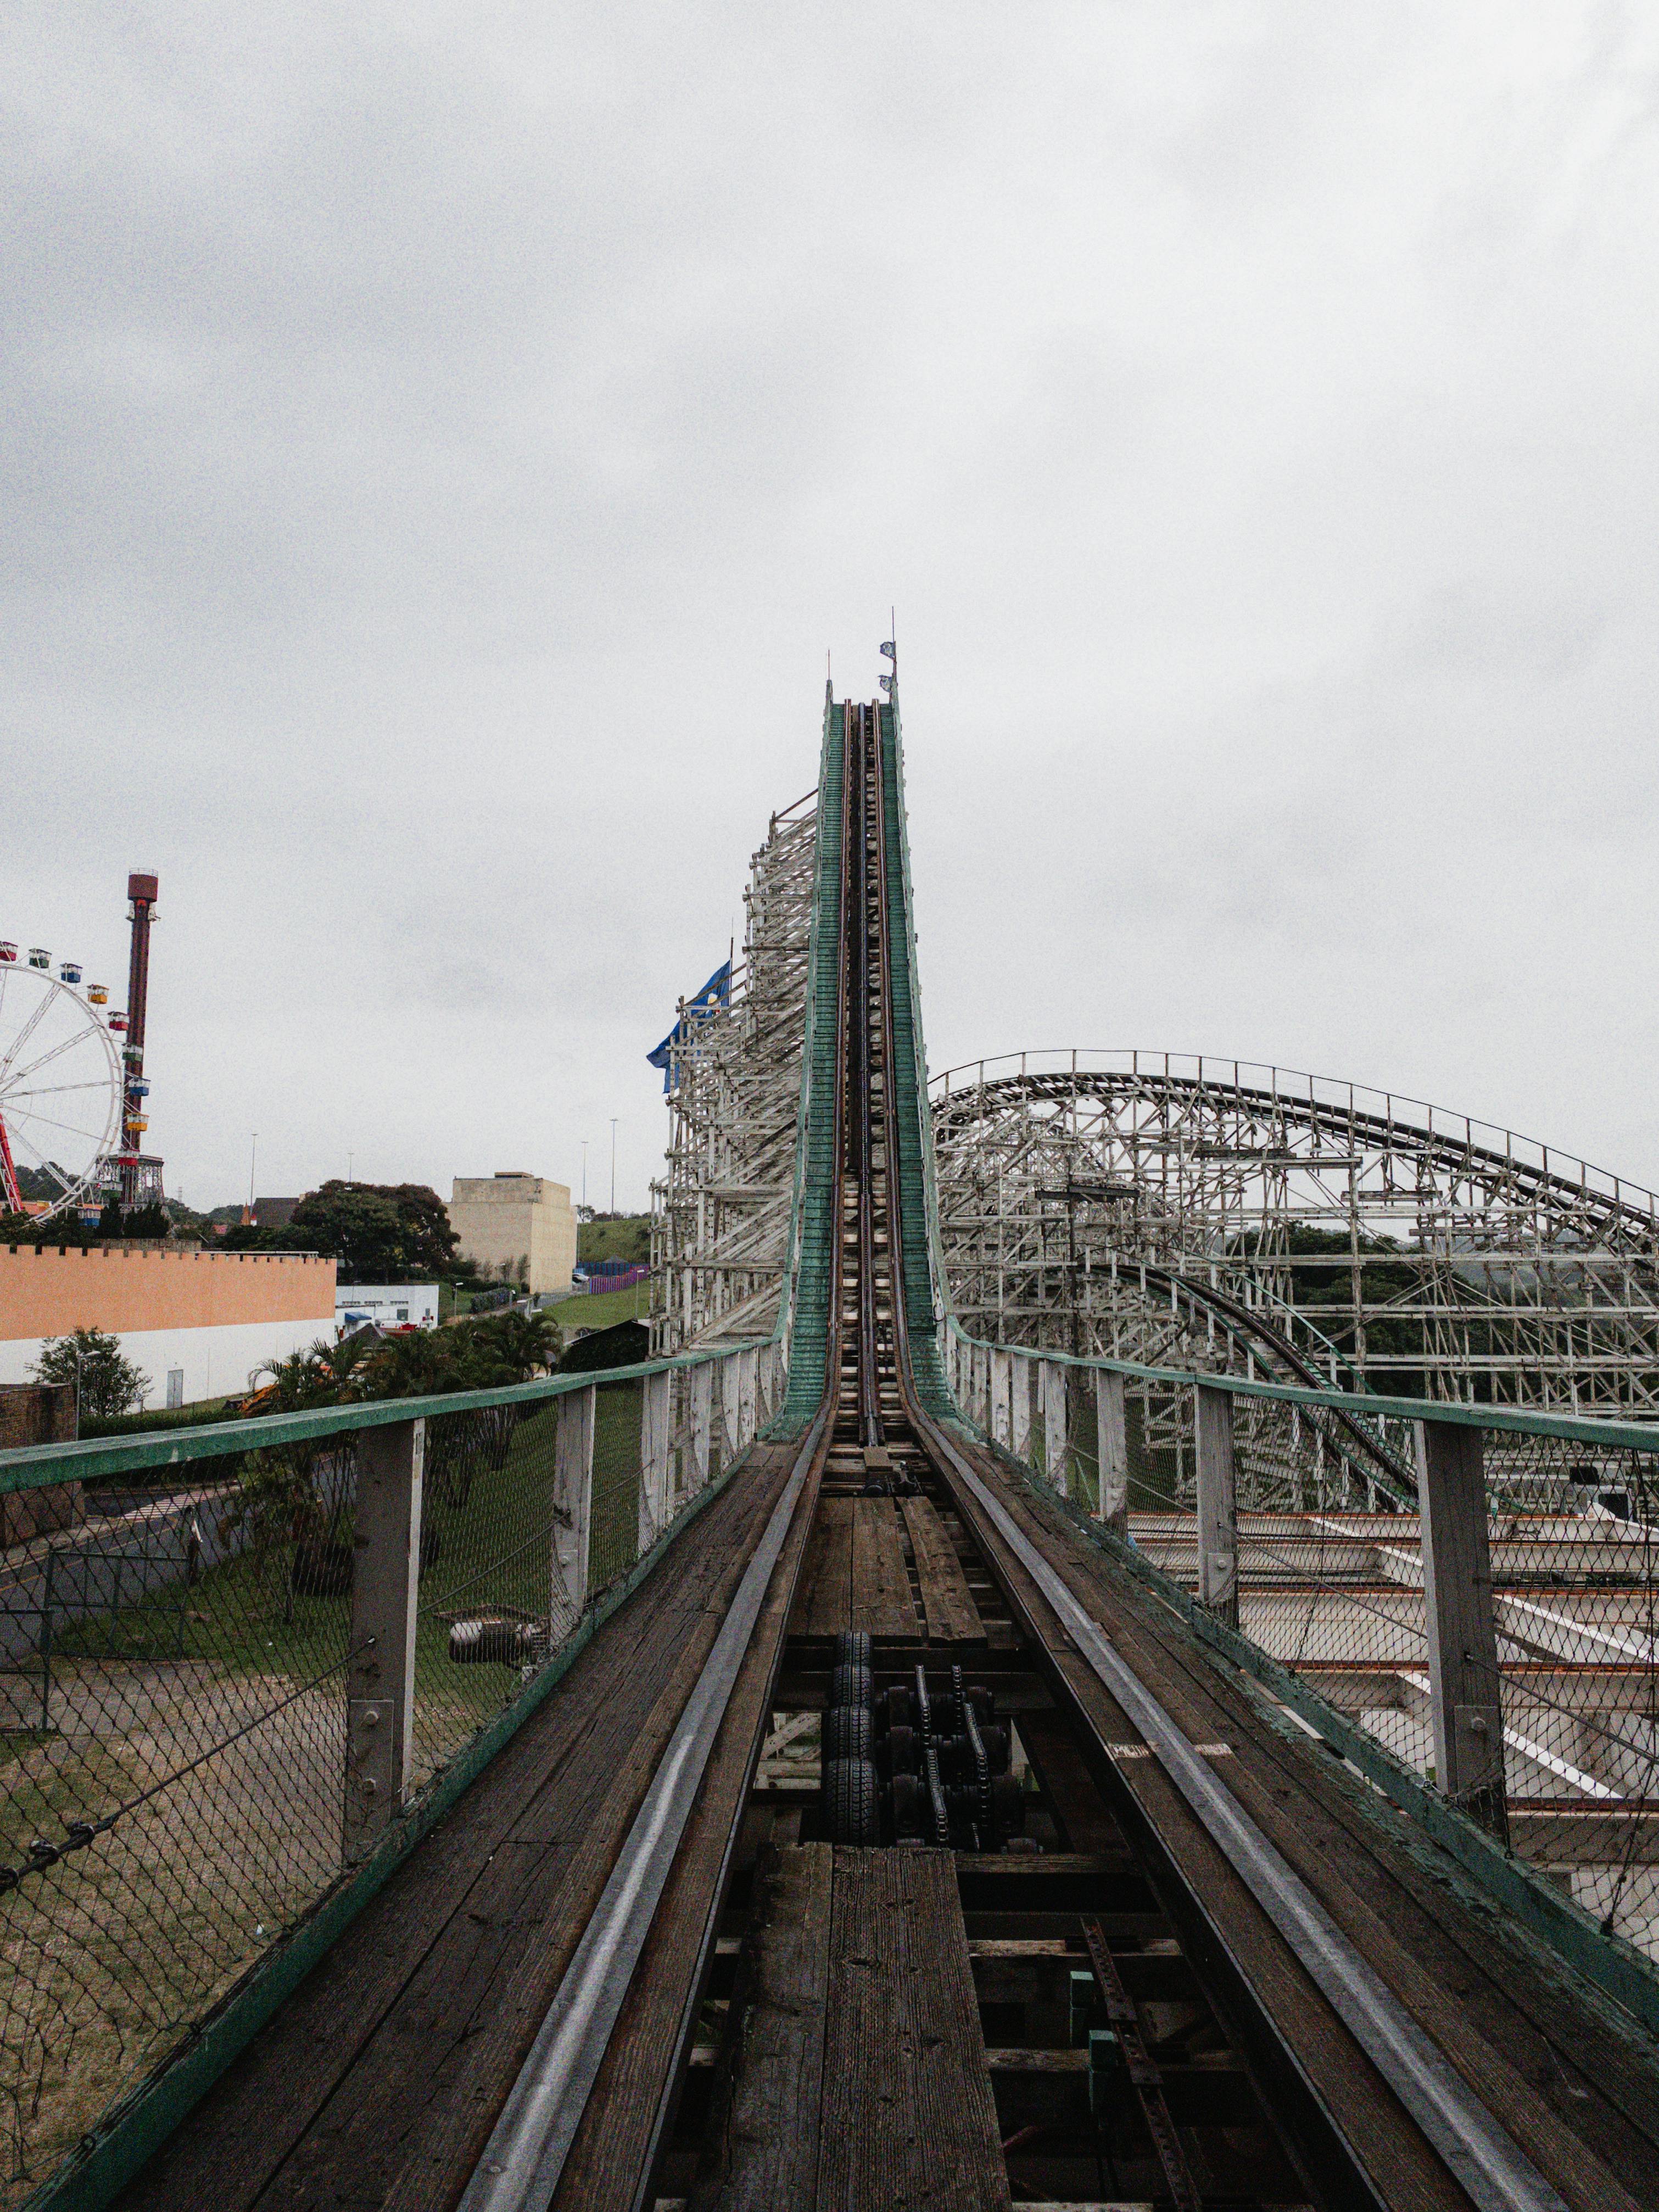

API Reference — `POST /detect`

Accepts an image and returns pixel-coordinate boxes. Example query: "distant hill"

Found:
[15,1164,70,1200]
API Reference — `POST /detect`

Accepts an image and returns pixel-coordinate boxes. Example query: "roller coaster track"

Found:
[116,689,1659,2212]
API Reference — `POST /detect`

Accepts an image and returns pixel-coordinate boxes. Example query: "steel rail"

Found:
[912,1402,1569,2212]
[928,1053,1659,1234]
[851,703,884,1448]
[867,710,1567,2212]
[454,1401,829,2212]
[1102,1253,1417,1498]
[457,705,855,2212]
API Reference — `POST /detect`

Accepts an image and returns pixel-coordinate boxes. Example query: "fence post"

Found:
[553,1384,595,1627]
[1415,1419,1509,1842]
[1042,1361,1069,1496]
[756,1344,772,1422]
[1096,1370,1129,1534]
[991,1350,1012,1449]
[739,1348,759,1445]
[1194,1384,1237,1629]
[690,1362,713,1495]
[345,1417,424,1863]
[722,1354,741,1460]
[1011,1354,1032,1462]
[640,1371,672,1550]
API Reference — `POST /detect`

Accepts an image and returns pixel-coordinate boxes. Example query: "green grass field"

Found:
[51,1381,648,1706]
[0,1373,665,2202]
[556,1281,651,1332]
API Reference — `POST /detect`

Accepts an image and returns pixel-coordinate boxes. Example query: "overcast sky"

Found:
[6,4,1659,1214]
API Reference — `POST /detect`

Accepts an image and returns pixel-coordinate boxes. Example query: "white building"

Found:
[335,1284,439,1332]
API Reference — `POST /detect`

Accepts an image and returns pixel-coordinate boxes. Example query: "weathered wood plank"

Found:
[1014,1708,1126,1856]
[850,1499,915,1639]
[115,1451,793,2212]
[802,1497,854,1639]
[551,1450,824,2210]
[945,1444,1655,2212]
[688,1844,833,2212]
[900,1496,984,1645]
[818,1849,1010,2211]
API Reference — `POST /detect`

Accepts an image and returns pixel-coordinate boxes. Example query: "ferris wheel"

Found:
[0,947,124,1220]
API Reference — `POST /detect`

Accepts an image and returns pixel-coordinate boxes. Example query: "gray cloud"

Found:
[5,2,1659,1211]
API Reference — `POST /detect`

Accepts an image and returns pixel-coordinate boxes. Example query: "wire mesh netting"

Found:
[0,1347,772,2201]
[974,1341,1659,1964]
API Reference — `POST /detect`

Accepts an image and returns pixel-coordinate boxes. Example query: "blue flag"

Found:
[647,961,731,1091]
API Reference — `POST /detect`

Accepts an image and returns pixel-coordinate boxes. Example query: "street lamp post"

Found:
[610,1120,618,1215]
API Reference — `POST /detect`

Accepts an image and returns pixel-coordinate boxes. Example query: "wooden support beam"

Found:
[690,1362,713,1494]
[1041,1360,1068,1498]
[990,1349,1012,1450]
[739,1347,759,1446]
[552,1384,594,1629]
[1194,1383,1237,1629]
[1096,1369,1128,1534]
[640,1370,671,1549]
[1416,1417,1509,1842]
[345,1418,424,1862]
[722,1352,742,1459]
[1010,1354,1032,1463]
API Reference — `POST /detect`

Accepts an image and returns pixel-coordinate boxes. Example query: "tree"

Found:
[286,1186,414,1283]
[32,1327,150,1418]
[246,1181,462,1283]
[372,1184,461,1277]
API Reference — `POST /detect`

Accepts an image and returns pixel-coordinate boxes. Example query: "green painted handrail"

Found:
[0,1345,734,1495]
[941,1314,1659,1458]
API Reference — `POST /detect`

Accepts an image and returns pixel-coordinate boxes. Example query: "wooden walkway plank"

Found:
[817,1849,1010,2212]
[551,1453,826,2210]
[850,1499,915,1639]
[114,1451,794,2212]
[801,1498,854,1638]
[947,1445,1658,2212]
[689,1844,835,2212]
[899,1497,984,1645]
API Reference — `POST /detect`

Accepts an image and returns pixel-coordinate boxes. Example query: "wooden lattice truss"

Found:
[929,1051,1659,1418]
[650,790,817,1353]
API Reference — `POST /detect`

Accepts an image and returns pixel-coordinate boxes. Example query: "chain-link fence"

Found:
[0,1342,781,2203]
[948,1328,1659,1972]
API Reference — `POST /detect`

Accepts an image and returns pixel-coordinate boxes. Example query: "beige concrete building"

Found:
[448,1173,578,1295]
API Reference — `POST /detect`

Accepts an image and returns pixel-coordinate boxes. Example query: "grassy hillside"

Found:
[578,1214,651,1265]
